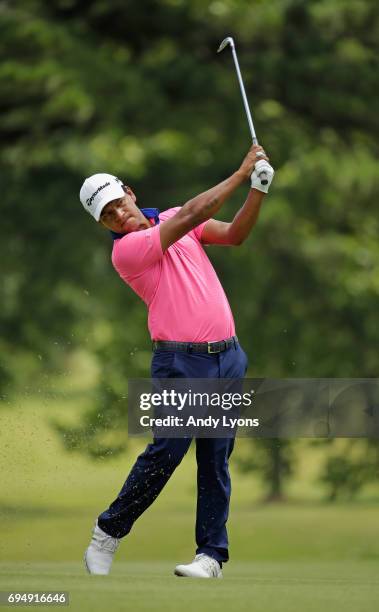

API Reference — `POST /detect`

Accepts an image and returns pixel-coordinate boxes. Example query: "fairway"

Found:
[1,401,379,611]
[1,561,379,612]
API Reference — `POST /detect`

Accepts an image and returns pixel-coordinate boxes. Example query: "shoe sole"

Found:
[84,550,90,574]
[174,568,223,579]
[174,569,187,577]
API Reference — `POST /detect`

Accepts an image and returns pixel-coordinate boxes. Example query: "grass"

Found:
[1,394,379,610]
[2,504,379,563]
[0,562,378,612]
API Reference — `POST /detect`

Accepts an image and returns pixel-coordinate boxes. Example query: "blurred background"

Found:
[1,0,379,586]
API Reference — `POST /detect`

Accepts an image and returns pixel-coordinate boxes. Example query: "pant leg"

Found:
[98,349,193,539]
[98,437,192,538]
[195,437,235,563]
[195,343,248,563]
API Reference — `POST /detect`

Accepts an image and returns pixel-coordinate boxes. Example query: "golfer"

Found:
[80,145,274,578]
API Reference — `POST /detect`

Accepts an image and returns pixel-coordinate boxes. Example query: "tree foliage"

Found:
[1,1,379,483]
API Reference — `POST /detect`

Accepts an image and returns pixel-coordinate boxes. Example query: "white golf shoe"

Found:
[84,520,120,575]
[174,553,223,578]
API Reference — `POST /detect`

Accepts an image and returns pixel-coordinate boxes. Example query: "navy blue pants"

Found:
[98,342,248,564]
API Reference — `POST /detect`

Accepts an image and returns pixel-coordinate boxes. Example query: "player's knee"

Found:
[143,439,190,468]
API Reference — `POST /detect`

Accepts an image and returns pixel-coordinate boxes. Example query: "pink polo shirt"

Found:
[111,207,236,342]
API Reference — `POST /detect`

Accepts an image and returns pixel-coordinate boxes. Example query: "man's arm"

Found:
[159,144,264,252]
[200,188,266,246]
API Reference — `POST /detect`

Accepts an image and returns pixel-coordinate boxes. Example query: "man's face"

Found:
[99,186,150,233]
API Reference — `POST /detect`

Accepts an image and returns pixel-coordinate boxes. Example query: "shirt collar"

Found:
[110,208,160,240]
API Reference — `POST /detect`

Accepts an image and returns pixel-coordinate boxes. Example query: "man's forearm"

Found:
[183,170,246,224]
[228,188,265,245]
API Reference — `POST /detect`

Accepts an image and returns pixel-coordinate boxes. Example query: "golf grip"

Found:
[252,137,268,186]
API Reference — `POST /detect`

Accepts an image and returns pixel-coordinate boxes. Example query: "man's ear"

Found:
[124,185,137,202]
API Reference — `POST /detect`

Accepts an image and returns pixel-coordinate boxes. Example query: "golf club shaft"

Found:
[229,45,257,142]
[227,41,268,185]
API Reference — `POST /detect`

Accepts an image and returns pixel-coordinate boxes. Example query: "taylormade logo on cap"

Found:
[86,182,110,207]
[79,173,125,221]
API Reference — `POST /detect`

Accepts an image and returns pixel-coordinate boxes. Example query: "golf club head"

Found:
[217,37,235,53]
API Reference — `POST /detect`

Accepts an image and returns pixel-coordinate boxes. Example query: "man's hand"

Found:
[251,159,275,194]
[238,144,269,180]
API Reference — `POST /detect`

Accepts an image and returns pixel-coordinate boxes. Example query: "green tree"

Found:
[238,439,296,501]
[319,440,379,500]
[1,0,379,473]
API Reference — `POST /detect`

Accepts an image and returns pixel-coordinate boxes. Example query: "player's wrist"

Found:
[250,187,266,198]
[235,168,250,182]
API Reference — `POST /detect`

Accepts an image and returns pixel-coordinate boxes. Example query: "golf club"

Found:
[217,36,268,186]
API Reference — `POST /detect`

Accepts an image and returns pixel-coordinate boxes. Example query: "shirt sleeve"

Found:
[161,206,207,243]
[191,220,208,242]
[111,225,163,278]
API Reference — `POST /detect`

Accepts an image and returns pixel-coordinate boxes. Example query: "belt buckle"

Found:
[208,342,220,354]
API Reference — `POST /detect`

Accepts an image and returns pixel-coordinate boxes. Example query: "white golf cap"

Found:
[79,173,126,221]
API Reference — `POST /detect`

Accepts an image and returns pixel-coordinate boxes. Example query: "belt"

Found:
[152,336,238,354]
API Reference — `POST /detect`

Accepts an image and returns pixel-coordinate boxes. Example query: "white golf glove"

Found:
[251,159,274,194]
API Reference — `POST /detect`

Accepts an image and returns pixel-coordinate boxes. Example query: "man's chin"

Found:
[131,222,149,231]
[114,220,147,233]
